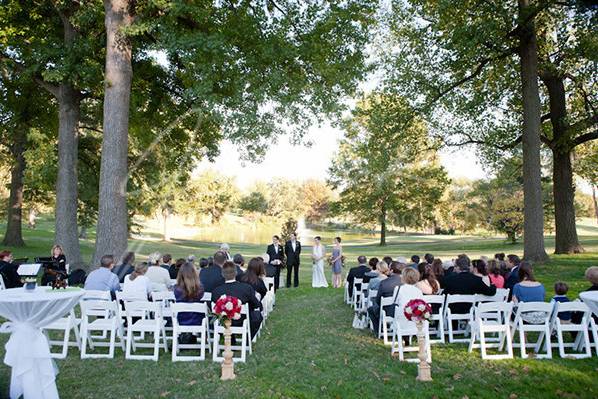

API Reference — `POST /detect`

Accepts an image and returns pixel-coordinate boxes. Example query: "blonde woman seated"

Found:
[122,263,152,301]
[368,260,390,293]
[395,268,424,326]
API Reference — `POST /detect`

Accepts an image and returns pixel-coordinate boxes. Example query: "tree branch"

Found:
[0,54,60,97]
[573,130,598,147]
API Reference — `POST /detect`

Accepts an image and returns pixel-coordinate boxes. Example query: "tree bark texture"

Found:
[2,128,27,247]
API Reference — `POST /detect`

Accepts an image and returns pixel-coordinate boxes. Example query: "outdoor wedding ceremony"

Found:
[0,0,597,398]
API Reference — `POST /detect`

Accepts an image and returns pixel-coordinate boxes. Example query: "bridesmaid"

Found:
[331,237,343,288]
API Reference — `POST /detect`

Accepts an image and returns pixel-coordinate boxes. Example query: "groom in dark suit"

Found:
[266,235,285,290]
[285,232,301,288]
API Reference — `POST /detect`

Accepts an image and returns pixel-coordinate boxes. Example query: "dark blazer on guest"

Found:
[284,240,301,266]
[211,280,263,338]
[346,264,370,296]
[112,263,134,283]
[443,271,497,314]
[199,264,225,293]
[504,266,520,290]
[0,260,23,288]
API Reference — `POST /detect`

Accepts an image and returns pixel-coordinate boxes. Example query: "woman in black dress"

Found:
[43,244,67,285]
[240,257,268,300]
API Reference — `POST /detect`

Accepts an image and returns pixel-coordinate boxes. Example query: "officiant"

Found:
[266,235,285,290]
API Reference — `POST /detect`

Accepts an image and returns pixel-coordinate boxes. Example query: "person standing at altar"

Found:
[266,235,285,290]
[285,232,301,288]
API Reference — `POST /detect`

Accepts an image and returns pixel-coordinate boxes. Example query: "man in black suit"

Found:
[346,255,370,297]
[504,254,521,291]
[443,255,496,315]
[200,251,226,293]
[212,261,263,338]
[233,253,245,278]
[284,232,301,288]
[368,261,403,331]
[266,235,285,290]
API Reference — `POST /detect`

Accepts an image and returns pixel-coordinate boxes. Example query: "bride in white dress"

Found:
[311,236,328,288]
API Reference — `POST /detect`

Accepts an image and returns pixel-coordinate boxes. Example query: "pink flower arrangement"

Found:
[213,295,242,321]
[404,299,432,322]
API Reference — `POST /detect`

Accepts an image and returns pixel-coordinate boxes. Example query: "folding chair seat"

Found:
[444,295,476,343]
[510,302,553,359]
[551,301,592,359]
[124,300,168,361]
[468,302,513,360]
[80,300,125,359]
[171,302,209,361]
[212,303,252,363]
[390,316,431,363]
[425,294,446,344]
[43,308,81,359]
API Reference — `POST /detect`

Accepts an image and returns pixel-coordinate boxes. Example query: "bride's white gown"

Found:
[312,244,328,288]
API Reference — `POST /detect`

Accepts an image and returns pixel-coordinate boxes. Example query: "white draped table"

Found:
[0,287,84,399]
[580,291,598,318]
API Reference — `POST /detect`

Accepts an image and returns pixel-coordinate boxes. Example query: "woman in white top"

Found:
[311,236,328,288]
[395,268,424,328]
[122,263,152,300]
[144,251,171,291]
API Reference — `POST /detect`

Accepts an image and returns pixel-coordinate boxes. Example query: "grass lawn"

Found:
[1,218,597,398]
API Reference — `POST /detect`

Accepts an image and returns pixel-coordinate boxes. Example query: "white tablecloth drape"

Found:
[580,291,598,318]
[0,287,84,399]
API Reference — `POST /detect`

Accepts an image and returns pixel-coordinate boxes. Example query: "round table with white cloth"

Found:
[0,286,84,399]
[579,291,598,318]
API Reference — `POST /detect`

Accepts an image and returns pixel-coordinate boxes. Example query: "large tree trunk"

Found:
[93,0,134,267]
[542,74,583,253]
[55,85,83,267]
[517,0,548,262]
[379,203,387,246]
[2,128,27,247]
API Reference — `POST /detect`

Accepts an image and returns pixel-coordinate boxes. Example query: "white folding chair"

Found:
[152,291,176,342]
[586,317,598,357]
[82,290,112,301]
[212,303,252,363]
[378,290,398,346]
[264,277,275,309]
[351,278,364,310]
[551,301,592,359]
[444,295,476,343]
[344,281,351,304]
[171,302,209,361]
[0,274,6,290]
[43,308,81,359]
[511,302,553,359]
[468,302,513,360]
[124,301,168,361]
[475,288,509,305]
[425,295,446,344]
[390,316,431,363]
[80,300,125,359]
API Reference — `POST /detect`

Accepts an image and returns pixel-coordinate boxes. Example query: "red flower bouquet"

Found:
[403,299,432,322]
[213,295,242,321]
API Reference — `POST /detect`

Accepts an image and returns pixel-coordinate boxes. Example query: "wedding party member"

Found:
[0,250,23,288]
[43,244,67,286]
[113,252,135,283]
[368,262,402,330]
[174,263,205,330]
[240,257,268,299]
[311,236,328,288]
[84,255,120,294]
[145,252,171,291]
[200,251,226,293]
[285,232,301,288]
[346,256,369,296]
[122,263,152,301]
[416,263,440,294]
[233,253,246,276]
[266,235,285,290]
[330,237,343,288]
[212,261,263,338]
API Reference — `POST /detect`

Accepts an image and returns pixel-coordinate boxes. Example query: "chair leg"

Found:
[505,327,514,358]
[519,328,527,359]
[172,327,178,362]
[108,326,116,359]
[583,330,592,358]
[480,329,487,359]
[81,324,88,358]
[153,327,160,361]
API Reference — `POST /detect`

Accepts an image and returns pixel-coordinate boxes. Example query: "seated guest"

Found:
[382,256,393,266]
[0,250,23,288]
[145,252,171,290]
[240,257,268,299]
[550,281,571,323]
[431,259,445,288]
[487,259,505,288]
[416,263,440,294]
[199,258,209,269]
[494,253,506,262]
[187,254,196,267]
[174,263,205,332]
[395,268,424,323]
[233,253,246,276]
[472,259,490,286]
[212,261,263,339]
[504,254,521,291]
[113,252,135,283]
[409,255,420,269]
[200,251,226,293]
[169,258,186,279]
[368,261,403,330]
[84,255,120,293]
[122,263,152,300]
[512,261,545,303]
[424,253,434,265]
[363,257,379,283]
[443,255,496,314]
[584,266,598,291]
[368,261,389,292]
[161,254,172,271]
[442,259,455,276]
[346,256,370,297]
[43,244,67,286]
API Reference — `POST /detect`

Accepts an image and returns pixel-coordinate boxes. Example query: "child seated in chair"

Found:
[550,281,571,324]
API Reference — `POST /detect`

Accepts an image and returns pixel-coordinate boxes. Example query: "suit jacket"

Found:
[346,264,370,296]
[266,243,285,268]
[505,266,520,290]
[199,264,225,293]
[284,240,301,266]
[443,271,497,314]
[374,274,402,307]
[211,281,262,313]
[0,260,23,289]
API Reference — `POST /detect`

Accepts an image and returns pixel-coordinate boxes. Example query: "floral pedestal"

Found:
[415,321,432,381]
[221,319,236,380]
